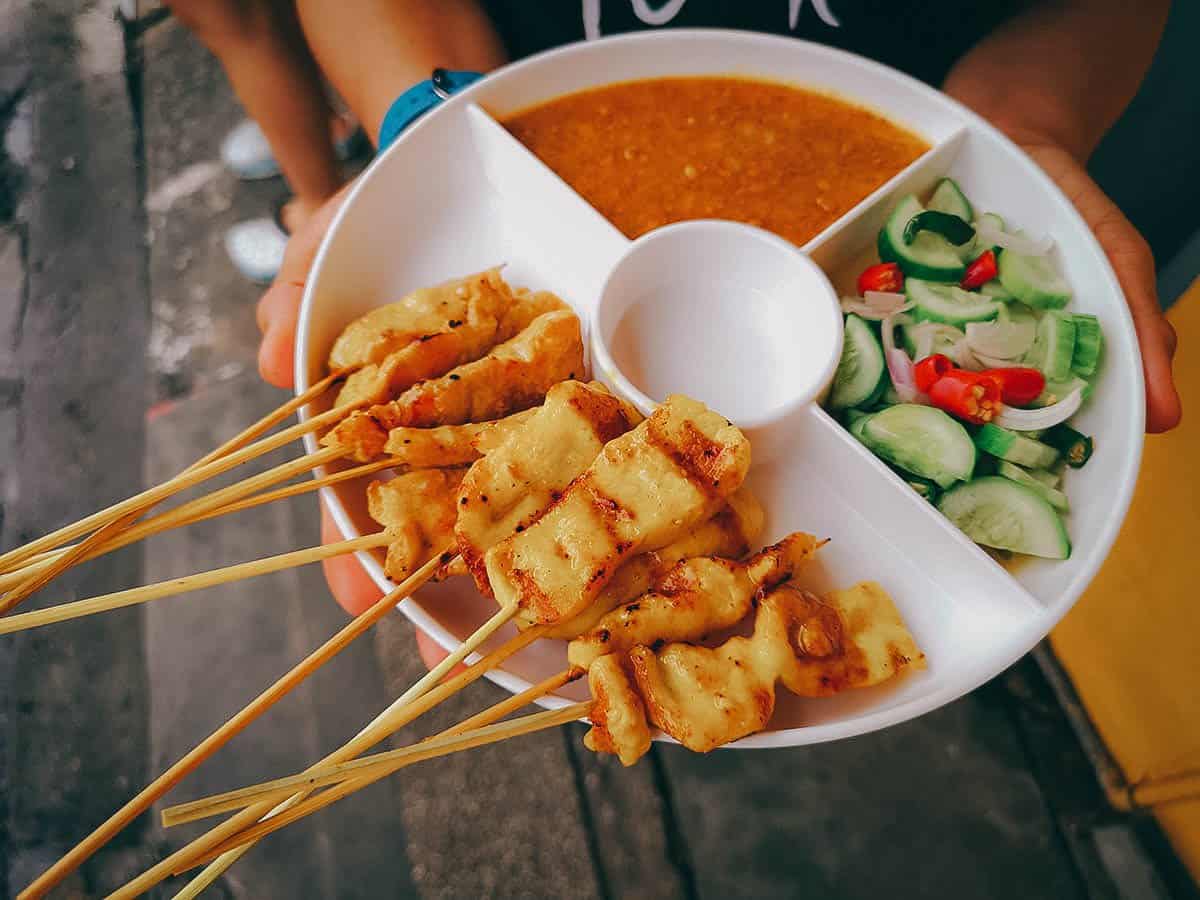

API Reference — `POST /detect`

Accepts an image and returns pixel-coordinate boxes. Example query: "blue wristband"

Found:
[378,69,484,151]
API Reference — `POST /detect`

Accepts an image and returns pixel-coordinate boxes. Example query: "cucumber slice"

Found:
[878,196,967,282]
[847,410,872,442]
[974,423,1060,469]
[979,280,1014,301]
[997,249,1072,309]
[938,477,1071,559]
[904,475,941,503]
[829,314,887,410]
[901,321,964,360]
[927,178,974,222]
[927,181,978,261]
[976,212,1006,235]
[1026,467,1061,489]
[996,461,1069,511]
[859,404,976,488]
[875,384,905,408]
[906,278,1002,327]
[1030,375,1090,408]
[998,303,1036,326]
[1024,311,1077,382]
[1070,314,1104,376]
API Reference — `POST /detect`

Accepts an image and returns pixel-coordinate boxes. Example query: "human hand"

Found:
[256,181,355,388]
[1014,139,1181,433]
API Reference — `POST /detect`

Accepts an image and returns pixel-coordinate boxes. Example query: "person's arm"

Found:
[296,0,508,143]
[944,0,1180,432]
[256,0,506,388]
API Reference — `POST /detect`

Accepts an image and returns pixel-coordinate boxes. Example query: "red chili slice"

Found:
[928,370,1002,424]
[960,249,998,290]
[857,262,904,295]
[913,353,953,393]
[980,367,1046,407]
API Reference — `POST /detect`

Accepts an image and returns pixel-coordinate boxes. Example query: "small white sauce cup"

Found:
[590,220,843,431]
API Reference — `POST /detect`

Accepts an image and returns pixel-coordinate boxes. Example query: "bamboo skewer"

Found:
[190,368,354,470]
[171,669,581,900]
[183,702,591,870]
[0,370,357,606]
[191,703,590,840]
[106,615,549,899]
[0,444,356,596]
[0,511,144,614]
[0,533,391,635]
[0,395,367,578]
[164,666,582,827]
[18,549,445,900]
[0,370,354,580]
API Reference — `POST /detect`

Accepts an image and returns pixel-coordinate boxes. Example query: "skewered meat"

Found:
[382,408,538,469]
[455,380,640,593]
[567,531,820,668]
[367,468,466,581]
[585,580,923,763]
[335,280,565,408]
[323,309,583,462]
[546,486,764,640]
[329,268,511,370]
[583,654,652,766]
[486,394,751,628]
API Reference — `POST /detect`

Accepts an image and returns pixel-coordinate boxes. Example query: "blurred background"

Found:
[0,1,1198,898]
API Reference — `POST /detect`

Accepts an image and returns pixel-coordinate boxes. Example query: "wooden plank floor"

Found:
[0,6,1184,899]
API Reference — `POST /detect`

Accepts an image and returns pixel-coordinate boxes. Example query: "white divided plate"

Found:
[296,30,1143,748]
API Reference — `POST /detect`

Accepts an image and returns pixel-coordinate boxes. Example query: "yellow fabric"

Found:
[1050,277,1200,883]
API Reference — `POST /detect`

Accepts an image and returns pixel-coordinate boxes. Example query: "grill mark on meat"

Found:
[644,418,731,499]
[510,564,557,622]
[568,387,637,444]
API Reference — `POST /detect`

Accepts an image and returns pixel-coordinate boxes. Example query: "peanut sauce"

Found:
[503,76,929,247]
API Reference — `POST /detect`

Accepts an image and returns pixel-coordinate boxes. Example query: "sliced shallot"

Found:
[974,218,1055,256]
[881,314,923,403]
[992,388,1084,431]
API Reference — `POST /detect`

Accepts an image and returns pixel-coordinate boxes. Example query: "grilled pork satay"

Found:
[545,487,764,640]
[485,395,751,628]
[367,468,466,581]
[585,581,923,764]
[324,309,584,462]
[336,284,566,408]
[382,408,538,469]
[567,531,821,668]
[329,268,512,371]
[455,380,640,592]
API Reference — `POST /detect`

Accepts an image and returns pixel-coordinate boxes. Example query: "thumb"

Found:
[257,182,355,389]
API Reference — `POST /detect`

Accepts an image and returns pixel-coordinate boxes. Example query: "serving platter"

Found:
[297,29,1143,748]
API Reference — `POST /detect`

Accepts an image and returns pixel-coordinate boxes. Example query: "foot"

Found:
[220,116,365,181]
[224,216,289,284]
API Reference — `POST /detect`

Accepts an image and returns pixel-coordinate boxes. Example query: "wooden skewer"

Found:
[170,669,581,900]
[0,370,358,581]
[0,533,391,635]
[164,666,582,826]
[0,370,357,604]
[0,511,144,614]
[182,702,591,871]
[106,614,548,899]
[0,394,367,578]
[191,368,354,470]
[0,445,354,596]
[17,548,445,900]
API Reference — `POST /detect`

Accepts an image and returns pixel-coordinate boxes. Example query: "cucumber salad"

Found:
[829,178,1101,561]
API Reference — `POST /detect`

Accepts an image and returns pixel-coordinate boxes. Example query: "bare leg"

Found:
[167,0,344,228]
[295,0,508,143]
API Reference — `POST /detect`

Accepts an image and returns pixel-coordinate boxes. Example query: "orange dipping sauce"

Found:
[503,76,929,248]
